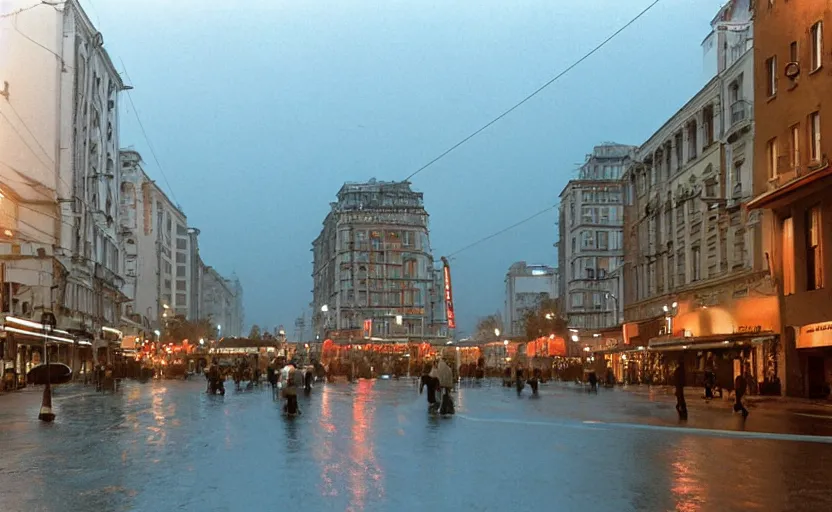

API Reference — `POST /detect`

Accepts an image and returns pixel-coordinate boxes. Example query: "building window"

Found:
[691,246,701,281]
[790,41,798,63]
[790,124,800,169]
[571,237,576,254]
[767,138,778,179]
[674,132,683,169]
[597,231,609,250]
[806,206,823,290]
[782,217,795,295]
[766,56,777,97]
[687,121,698,160]
[810,111,822,162]
[702,105,714,147]
[811,21,823,72]
[570,292,584,309]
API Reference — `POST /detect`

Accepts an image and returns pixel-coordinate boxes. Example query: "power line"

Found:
[403,0,661,182]
[0,1,61,19]
[118,59,179,206]
[446,203,558,260]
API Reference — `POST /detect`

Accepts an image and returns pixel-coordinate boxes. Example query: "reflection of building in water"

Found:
[349,380,383,509]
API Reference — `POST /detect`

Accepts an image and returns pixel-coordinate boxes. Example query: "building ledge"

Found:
[747,161,832,210]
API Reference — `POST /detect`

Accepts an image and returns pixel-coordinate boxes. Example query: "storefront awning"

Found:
[648,332,776,352]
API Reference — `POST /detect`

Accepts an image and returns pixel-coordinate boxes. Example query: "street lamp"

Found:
[545,313,554,320]
[605,292,620,325]
[199,338,205,346]
[38,311,57,422]
[321,304,329,313]
[494,328,500,337]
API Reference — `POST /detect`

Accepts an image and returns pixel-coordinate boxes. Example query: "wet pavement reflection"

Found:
[2,379,832,511]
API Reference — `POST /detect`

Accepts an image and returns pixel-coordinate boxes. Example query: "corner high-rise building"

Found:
[312,180,443,341]
[558,143,634,335]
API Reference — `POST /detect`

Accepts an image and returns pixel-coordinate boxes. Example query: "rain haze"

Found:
[82,0,724,334]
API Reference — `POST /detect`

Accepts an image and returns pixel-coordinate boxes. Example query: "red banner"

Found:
[442,258,456,330]
[363,319,373,338]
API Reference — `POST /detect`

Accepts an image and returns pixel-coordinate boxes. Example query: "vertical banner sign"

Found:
[363,319,373,339]
[441,257,456,330]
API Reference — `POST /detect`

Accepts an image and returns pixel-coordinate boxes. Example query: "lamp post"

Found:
[605,292,620,326]
[38,312,57,422]
[320,305,330,339]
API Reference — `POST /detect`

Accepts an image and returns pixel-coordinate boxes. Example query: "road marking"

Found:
[456,414,832,444]
[795,413,832,420]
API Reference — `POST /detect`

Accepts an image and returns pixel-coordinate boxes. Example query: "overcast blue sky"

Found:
[81,0,724,335]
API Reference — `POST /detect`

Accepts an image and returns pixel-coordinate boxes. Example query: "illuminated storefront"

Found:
[622,292,780,392]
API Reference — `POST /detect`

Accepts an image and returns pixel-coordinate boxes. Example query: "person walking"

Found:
[704,354,715,400]
[419,361,439,412]
[674,358,688,419]
[734,367,749,418]
[437,358,455,415]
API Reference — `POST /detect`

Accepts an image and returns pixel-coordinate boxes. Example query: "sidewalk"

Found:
[620,384,832,414]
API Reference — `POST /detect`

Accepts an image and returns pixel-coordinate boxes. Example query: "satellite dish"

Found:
[785,61,800,79]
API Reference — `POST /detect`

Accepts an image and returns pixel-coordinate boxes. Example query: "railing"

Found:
[730,100,752,128]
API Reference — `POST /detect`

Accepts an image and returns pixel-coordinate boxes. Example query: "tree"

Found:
[248,325,262,340]
[474,313,504,341]
[522,297,567,341]
[164,315,214,344]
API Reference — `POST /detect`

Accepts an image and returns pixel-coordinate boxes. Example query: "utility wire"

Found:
[0,1,61,19]
[446,203,558,260]
[403,0,661,182]
[119,59,179,206]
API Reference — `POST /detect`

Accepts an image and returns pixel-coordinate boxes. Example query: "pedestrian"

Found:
[515,366,525,395]
[704,354,715,400]
[281,361,300,416]
[437,358,455,415]
[420,362,438,412]
[674,358,687,419]
[587,371,598,393]
[734,369,749,418]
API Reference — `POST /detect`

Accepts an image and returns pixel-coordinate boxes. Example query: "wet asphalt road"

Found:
[2,379,832,512]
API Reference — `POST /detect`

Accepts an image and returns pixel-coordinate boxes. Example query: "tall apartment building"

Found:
[200,265,235,336]
[622,0,778,389]
[118,150,158,331]
[225,275,244,338]
[558,144,634,333]
[1,0,128,376]
[504,262,558,337]
[312,180,441,341]
[747,0,832,397]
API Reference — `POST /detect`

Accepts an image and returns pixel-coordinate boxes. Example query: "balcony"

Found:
[749,156,832,210]
[726,100,752,143]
